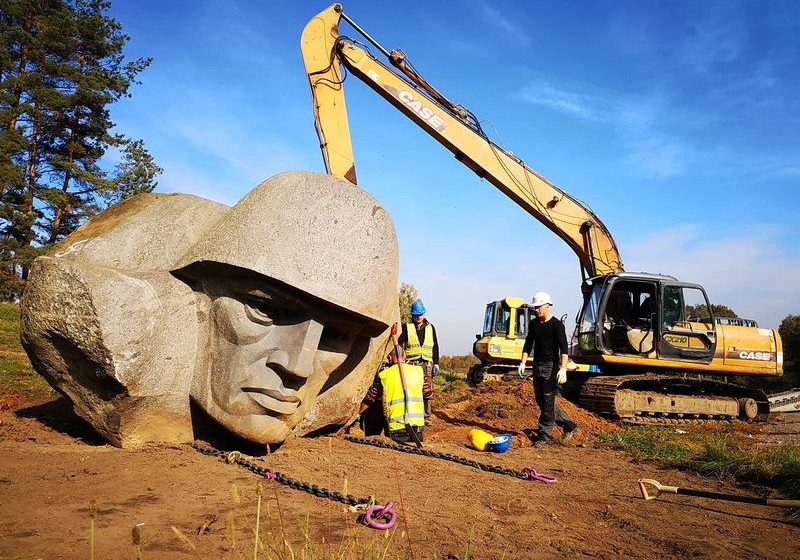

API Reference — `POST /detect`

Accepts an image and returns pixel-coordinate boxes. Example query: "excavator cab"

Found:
[468,297,532,384]
[574,273,717,368]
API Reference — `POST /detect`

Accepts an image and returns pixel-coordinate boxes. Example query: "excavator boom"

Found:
[302,3,622,278]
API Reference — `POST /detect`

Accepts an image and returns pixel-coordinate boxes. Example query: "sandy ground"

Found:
[761,412,800,446]
[1,393,798,560]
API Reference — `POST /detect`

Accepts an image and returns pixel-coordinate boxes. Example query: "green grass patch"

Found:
[432,369,473,408]
[600,425,800,509]
[0,302,26,351]
[0,303,54,403]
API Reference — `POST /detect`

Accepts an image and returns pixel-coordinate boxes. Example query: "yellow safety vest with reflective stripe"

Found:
[378,363,425,431]
[405,323,434,362]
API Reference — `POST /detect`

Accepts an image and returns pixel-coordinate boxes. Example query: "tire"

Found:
[467,364,485,386]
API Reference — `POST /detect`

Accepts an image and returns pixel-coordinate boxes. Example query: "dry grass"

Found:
[600,423,800,515]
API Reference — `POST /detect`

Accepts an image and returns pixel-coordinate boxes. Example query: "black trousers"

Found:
[389,425,424,445]
[534,361,577,440]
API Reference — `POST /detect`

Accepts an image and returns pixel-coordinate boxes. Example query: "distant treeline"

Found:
[440,354,479,374]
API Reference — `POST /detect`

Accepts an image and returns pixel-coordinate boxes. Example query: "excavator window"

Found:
[482,304,495,336]
[663,285,684,327]
[495,303,511,334]
[659,284,716,360]
[664,286,712,327]
[577,282,602,352]
[602,280,657,355]
[516,307,528,337]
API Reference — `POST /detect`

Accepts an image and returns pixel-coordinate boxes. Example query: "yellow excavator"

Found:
[470,297,532,384]
[301,4,783,422]
[469,297,591,384]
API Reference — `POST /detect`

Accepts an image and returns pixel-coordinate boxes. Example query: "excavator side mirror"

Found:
[560,313,568,324]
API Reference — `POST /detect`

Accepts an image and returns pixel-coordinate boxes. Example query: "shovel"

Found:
[638,478,800,508]
[390,323,423,448]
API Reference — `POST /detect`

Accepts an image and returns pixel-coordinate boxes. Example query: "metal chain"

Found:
[344,435,544,480]
[192,442,384,511]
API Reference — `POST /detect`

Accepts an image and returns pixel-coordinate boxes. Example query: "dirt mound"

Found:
[429,380,617,448]
[0,391,25,411]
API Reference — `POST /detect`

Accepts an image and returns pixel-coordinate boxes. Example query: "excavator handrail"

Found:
[301,3,623,278]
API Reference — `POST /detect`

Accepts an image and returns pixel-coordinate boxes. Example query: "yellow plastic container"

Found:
[468,428,495,451]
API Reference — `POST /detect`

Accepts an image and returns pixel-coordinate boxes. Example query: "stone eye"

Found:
[244,299,275,326]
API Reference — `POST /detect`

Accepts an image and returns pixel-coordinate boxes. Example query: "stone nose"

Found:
[267,319,324,378]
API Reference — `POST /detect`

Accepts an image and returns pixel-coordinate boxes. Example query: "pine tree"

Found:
[107,138,162,204]
[778,315,800,388]
[0,0,156,299]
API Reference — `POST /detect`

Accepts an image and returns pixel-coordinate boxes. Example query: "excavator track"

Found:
[579,374,770,423]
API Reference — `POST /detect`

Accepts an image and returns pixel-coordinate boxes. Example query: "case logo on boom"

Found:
[396,90,446,132]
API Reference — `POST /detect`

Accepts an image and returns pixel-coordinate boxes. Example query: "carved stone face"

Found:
[191,272,373,444]
[175,171,400,445]
[21,171,399,449]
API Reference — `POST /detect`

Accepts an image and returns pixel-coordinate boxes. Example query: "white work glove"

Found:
[517,362,526,378]
[432,364,440,376]
[556,367,568,386]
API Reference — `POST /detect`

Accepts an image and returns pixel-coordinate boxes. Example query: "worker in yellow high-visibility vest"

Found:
[359,347,432,444]
[398,299,440,425]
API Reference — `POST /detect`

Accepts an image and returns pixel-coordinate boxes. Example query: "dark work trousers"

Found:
[389,425,424,445]
[534,360,577,440]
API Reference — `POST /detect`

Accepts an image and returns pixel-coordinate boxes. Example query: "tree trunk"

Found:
[47,142,75,244]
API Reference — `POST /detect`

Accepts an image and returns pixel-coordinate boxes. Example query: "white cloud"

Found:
[515,81,609,122]
[623,224,800,329]
[478,4,531,48]
[678,12,746,74]
[623,136,687,179]
[514,80,691,178]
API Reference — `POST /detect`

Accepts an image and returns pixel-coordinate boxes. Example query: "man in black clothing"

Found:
[518,291,579,447]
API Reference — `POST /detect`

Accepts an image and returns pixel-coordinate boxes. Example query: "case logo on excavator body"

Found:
[726,350,774,361]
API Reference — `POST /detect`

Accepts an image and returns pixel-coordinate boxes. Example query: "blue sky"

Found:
[107,0,799,354]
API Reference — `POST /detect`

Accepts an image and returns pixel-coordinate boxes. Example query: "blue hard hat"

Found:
[410,300,426,316]
[487,433,512,453]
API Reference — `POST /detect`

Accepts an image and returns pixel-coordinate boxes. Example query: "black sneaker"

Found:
[533,437,549,448]
[562,426,580,442]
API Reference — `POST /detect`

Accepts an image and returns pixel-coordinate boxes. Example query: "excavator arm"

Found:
[301,3,622,278]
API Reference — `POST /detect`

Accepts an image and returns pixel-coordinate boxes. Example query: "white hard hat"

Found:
[532,291,553,307]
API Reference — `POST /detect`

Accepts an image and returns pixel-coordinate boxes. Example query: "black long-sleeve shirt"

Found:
[397,319,440,364]
[522,316,568,362]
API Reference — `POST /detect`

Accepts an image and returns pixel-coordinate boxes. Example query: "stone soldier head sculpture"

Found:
[21,171,399,448]
[173,171,398,445]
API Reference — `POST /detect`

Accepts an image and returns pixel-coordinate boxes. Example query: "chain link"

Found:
[192,442,383,510]
[344,435,535,480]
